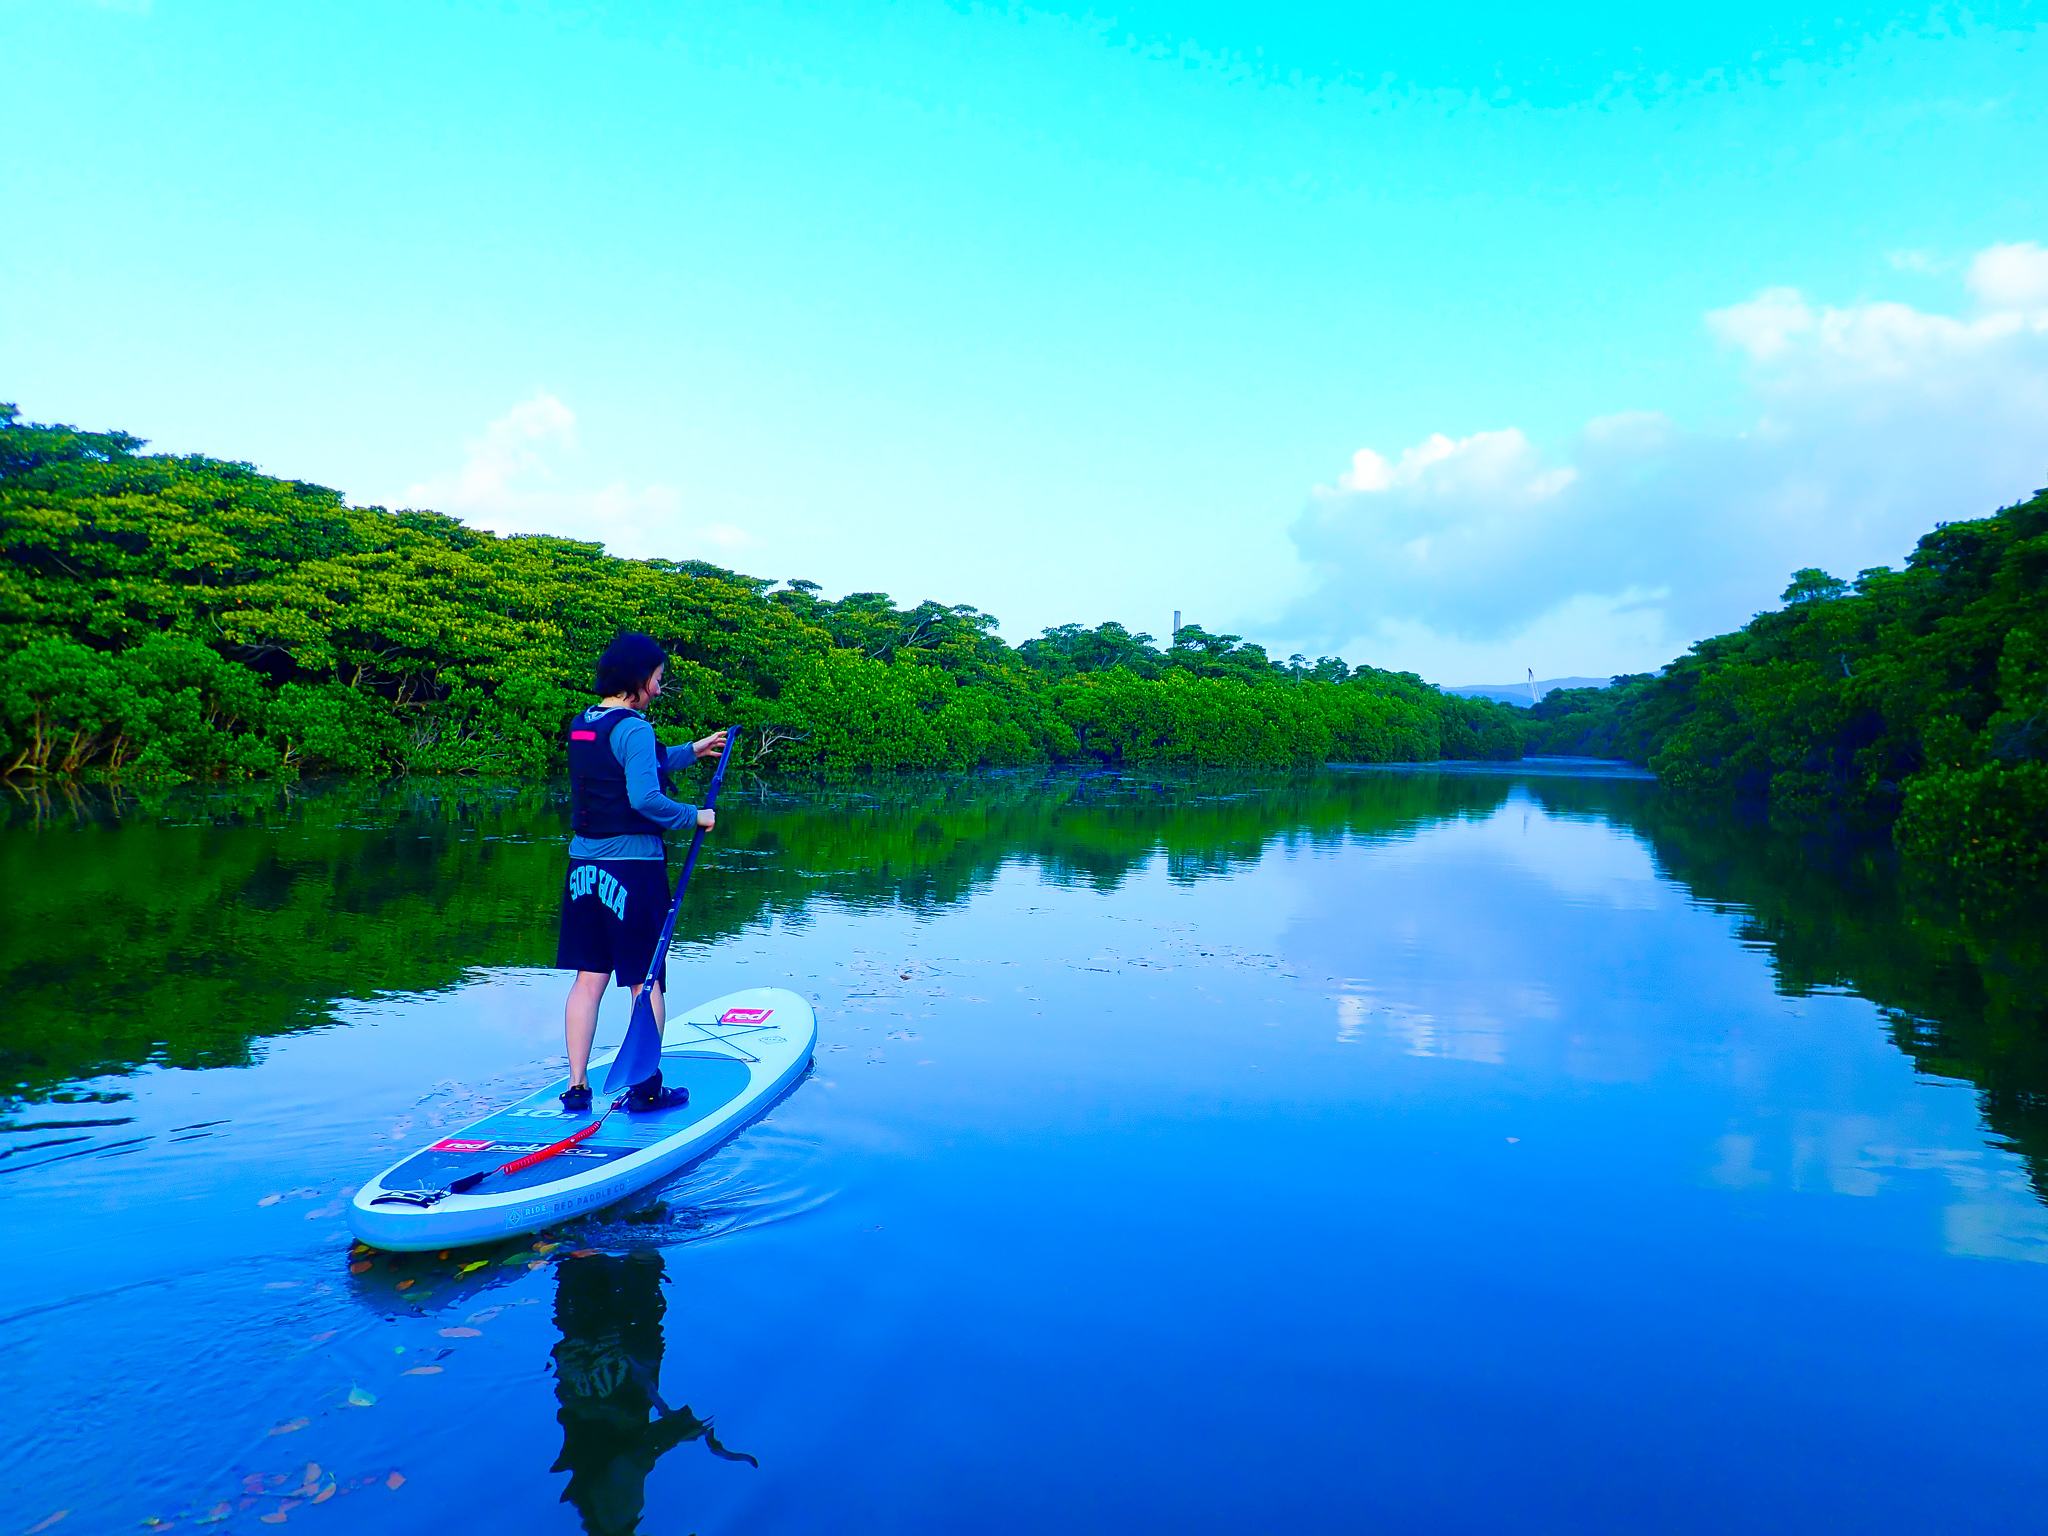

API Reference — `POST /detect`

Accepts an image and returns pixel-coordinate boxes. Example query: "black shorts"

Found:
[555,859,672,988]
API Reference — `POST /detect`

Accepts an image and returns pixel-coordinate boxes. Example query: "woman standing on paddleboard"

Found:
[558,632,726,1114]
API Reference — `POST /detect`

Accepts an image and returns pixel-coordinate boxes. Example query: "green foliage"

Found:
[1524,488,2048,891]
[1781,567,1850,604]
[1896,763,2048,884]
[1017,621,1162,678]
[1522,675,1663,759]
[0,405,1523,780]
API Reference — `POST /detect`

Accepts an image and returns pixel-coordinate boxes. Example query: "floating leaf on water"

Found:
[527,1259,545,1270]
[310,1486,334,1505]
[346,1385,377,1408]
[242,1477,264,1496]
[395,1279,414,1290]
[303,1463,320,1483]
[258,1195,282,1207]
[457,1261,487,1275]
[569,1249,600,1259]
[258,1516,285,1526]
[402,1366,443,1376]
[466,1307,502,1323]
[348,1261,370,1275]
[499,1254,528,1266]
[24,1513,67,1533]
[199,1504,232,1524]
[438,1327,481,1338]
[308,1331,336,1344]
[532,1242,558,1253]
[385,1473,406,1490]
[267,1418,309,1436]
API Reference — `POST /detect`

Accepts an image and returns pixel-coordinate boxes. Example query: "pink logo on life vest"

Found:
[430,1138,495,1153]
[569,730,598,741]
[720,1007,774,1025]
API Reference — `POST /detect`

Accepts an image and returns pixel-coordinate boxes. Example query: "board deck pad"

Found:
[379,1052,755,1195]
[350,990,817,1249]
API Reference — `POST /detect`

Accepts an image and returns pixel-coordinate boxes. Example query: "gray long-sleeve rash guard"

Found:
[566,705,702,862]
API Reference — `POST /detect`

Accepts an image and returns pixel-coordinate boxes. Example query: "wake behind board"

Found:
[349,987,815,1252]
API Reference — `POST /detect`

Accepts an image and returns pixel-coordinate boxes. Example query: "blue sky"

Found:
[4,0,2046,682]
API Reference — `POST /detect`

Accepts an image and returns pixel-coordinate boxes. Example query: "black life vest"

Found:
[566,707,673,838]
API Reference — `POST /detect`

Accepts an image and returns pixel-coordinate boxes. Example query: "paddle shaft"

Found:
[604,727,740,1091]
[639,725,738,994]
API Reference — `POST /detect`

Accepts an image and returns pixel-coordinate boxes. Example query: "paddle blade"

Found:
[603,989,664,1092]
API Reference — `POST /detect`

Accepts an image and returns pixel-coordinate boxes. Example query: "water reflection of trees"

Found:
[1524,779,2048,1199]
[10,771,2042,1204]
[0,772,1511,1101]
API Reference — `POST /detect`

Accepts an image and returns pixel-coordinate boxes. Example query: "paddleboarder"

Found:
[558,631,727,1114]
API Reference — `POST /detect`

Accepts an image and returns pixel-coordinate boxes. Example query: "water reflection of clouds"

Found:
[1461,792,1668,911]
[1282,786,2048,1261]
[1286,795,1690,1083]
[1332,985,1506,1063]
[1710,1111,2048,1263]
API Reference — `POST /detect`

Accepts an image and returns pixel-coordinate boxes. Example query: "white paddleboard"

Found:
[349,986,816,1252]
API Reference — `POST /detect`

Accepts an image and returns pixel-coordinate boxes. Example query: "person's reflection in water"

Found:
[551,1248,756,1535]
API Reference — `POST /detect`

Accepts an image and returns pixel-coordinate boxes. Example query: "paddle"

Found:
[602,726,740,1093]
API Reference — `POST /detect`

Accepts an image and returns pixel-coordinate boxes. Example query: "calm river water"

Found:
[3,766,2046,1534]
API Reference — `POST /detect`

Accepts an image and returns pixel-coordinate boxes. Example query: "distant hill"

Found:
[1442,676,1613,708]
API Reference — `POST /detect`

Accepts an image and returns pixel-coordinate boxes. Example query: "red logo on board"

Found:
[430,1138,495,1153]
[720,1007,774,1025]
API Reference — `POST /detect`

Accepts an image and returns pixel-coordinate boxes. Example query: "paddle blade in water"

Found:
[603,989,663,1092]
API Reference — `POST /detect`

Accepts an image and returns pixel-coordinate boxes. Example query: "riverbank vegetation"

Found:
[0,405,1520,779]
[1526,486,2048,887]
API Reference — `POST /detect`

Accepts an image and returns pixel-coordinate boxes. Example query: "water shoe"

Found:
[626,1071,689,1113]
[560,1083,592,1113]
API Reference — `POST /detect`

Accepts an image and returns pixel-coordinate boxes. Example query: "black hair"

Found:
[595,632,668,700]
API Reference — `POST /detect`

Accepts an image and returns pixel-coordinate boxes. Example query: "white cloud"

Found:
[1968,241,2048,310]
[1886,248,1949,275]
[401,393,743,560]
[1286,243,2048,683]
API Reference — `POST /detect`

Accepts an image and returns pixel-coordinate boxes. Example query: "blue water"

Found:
[3,770,2046,1533]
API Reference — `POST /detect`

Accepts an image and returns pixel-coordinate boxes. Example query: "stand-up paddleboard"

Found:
[350,987,815,1252]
